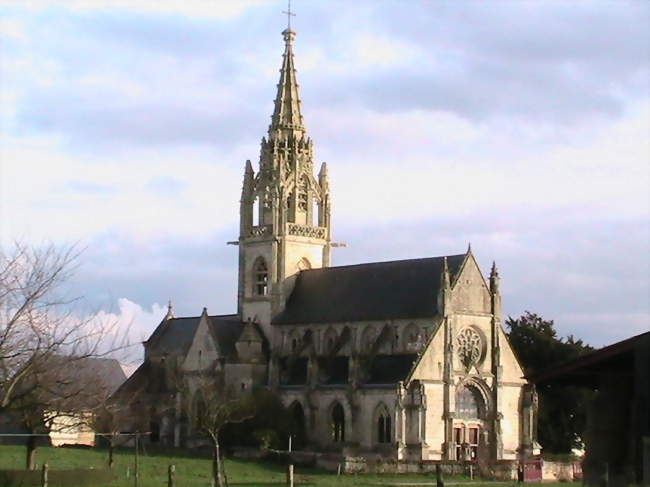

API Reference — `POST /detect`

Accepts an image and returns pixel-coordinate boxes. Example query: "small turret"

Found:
[318,162,329,188]
[438,256,452,317]
[490,261,502,321]
[442,256,451,291]
[242,160,254,190]
[165,299,175,320]
[490,261,500,294]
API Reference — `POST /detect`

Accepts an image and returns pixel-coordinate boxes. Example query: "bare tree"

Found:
[0,242,127,469]
[93,387,144,469]
[194,380,256,487]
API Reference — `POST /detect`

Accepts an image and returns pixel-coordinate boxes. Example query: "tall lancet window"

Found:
[331,403,345,442]
[253,258,268,296]
[377,407,392,444]
[298,176,309,212]
[286,191,295,223]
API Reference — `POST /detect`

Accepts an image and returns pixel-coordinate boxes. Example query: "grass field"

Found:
[0,445,579,487]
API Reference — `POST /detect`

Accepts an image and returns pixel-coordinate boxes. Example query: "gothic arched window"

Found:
[456,385,484,419]
[298,176,309,211]
[290,401,306,447]
[193,391,207,429]
[253,258,268,296]
[377,407,392,444]
[331,403,345,442]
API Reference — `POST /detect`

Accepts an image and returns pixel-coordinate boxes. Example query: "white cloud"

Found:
[3,0,272,19]
[90,297,166,363]
[556,312,650,347]
[318,99,650,224]
[352,34,422,68]
[0,134,242,244]
[0,17,26,41]
[1,1,647,350]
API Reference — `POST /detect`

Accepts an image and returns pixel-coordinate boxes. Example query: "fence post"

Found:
[286,464,294,487]
[287,435,294,487]
[436,463,444,487]
[134,431,139,487]
[168,464,176,487]
[41,463,48,487]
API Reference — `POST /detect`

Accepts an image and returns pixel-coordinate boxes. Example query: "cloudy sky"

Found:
[1,0,648,360]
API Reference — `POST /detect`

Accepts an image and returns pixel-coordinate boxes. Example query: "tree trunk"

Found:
[212,439,224,487]
[26,436,37,470]
[108,437,114,469]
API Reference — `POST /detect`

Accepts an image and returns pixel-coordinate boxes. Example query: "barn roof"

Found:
[273,254,466,325]
[526,331,649,387]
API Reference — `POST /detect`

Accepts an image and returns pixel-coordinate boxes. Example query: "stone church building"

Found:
[115,27,538,464]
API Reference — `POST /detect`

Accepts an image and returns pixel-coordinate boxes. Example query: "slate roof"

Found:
[274,254,466,325]
[112,360,170,398]
[145,314,244,358]
[71,357,127,395]
[366,354,419,384]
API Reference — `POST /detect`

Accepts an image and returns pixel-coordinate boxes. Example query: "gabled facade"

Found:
[116,26,537,464]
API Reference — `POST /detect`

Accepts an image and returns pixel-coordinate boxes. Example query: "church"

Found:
[115,26,538,465]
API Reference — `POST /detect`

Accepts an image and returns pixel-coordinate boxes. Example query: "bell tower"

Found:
[238,28,332,332]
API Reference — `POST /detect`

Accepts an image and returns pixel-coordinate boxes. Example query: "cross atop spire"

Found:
[282,0,296,31]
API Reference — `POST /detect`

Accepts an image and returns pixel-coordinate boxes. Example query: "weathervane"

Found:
[282,0,296,30]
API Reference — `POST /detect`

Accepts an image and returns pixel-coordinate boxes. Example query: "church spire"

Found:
[269,28,305,139]
[237,24,332,327]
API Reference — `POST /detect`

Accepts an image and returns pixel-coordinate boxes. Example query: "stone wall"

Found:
[542,460,580,482]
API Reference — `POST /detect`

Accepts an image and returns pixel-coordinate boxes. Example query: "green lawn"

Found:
[0,445,579,487]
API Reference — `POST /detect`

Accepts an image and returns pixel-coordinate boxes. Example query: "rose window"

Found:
[457,328,482,369]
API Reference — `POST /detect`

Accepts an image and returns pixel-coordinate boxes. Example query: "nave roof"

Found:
[274,254,466,325]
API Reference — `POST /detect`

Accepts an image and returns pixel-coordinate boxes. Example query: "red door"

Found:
[524,459,542,482]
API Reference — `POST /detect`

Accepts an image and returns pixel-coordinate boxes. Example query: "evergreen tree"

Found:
[506,312,593,453]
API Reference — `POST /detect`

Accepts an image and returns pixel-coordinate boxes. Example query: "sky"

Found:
[1,0,648,361]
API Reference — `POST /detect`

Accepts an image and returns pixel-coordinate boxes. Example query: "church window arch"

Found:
[253,196,260,227]
[375,404,392,444]
[331,402,345,442]
[297,175,309,211]
[289,401,306,447]
[253,257,268,296]
[192,390,207,429]
[456,384,485,419]
[286,191,295,223]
